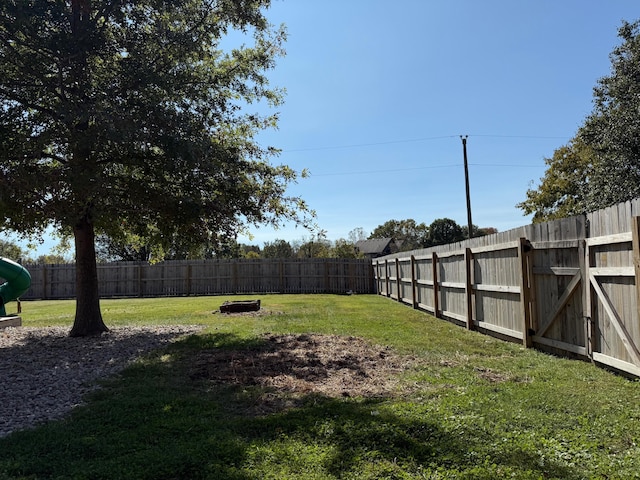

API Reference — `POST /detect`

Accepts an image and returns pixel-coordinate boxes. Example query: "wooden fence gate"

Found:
[582,219,640,376]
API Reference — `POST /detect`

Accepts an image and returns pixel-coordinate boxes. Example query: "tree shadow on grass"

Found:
[0,332,581,479]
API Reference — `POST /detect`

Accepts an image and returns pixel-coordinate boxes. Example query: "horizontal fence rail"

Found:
[19,258,376,300]
[374,198,640,378]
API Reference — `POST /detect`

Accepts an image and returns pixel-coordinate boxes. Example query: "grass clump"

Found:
[1,294,639,479]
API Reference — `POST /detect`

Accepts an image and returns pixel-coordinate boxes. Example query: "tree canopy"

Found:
[580,20,640,207]
[519,20,640,221]
[428,218,465,246]
[0,1,310,335]
[0,239,26,261]
[517,139,594,223]
[369,219,429,251]
[262,239,294,258]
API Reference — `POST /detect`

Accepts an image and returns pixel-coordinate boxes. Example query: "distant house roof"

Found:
[355,238,395,257]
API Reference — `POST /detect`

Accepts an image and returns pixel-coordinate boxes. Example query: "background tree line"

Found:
[98,217,494,260]
[1,217,497,263]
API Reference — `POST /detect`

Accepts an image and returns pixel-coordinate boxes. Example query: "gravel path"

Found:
[0,325,203,438]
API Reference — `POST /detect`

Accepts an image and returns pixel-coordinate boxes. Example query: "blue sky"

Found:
[7,0,640,256]
[236,0,640,246]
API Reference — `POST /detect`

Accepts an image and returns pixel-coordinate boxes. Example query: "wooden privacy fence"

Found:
[374,198,640,378]
[20,258,375,299]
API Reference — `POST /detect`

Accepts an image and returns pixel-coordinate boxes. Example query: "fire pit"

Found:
[219,299,261,313]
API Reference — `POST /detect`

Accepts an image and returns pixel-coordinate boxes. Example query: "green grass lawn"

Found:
[2,294,640,479]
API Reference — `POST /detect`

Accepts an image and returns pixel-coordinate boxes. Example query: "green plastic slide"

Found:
[0,257,31,316]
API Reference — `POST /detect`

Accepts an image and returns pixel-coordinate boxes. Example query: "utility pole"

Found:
[460,135,473,239]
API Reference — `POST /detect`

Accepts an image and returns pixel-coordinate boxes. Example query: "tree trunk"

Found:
[67,0,106,337]
[70,215,108,337]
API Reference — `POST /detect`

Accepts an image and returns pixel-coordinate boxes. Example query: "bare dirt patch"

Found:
[189,333,417,413]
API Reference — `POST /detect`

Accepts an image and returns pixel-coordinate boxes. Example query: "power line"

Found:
[471,134,569,140]
[283,135,457,152]
[468,163,542,167]
[281,134,569,153]
[310,165,458,177]
[308,162,542,177]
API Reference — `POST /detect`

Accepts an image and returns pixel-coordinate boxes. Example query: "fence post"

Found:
[410,255,418,309]
[373,260,380,294]
[464,248,474,330]
[584,238,596,358]
[385,259,390,297]
[432,252,440,318]
[518,237,533,347]
[578,238,592,359]
[632,217,640,352]
[395,257,401,302]
[369,260,376,294]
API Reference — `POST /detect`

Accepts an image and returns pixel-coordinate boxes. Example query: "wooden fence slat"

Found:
[476,321,524,340]
[532,266,579,276]
[590,267,635,277]
[587,232,632,246]
[469,240,519,254]
[532,335,587,356]
[473,284,520,294]
[530,240,581,250]
[593,352,640,377]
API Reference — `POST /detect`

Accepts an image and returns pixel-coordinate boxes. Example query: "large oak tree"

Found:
[580,20,640,207]
[0,0,310,336]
